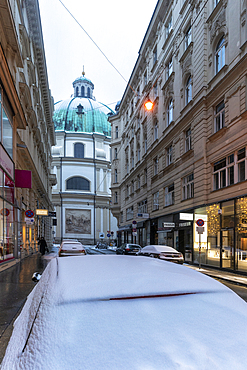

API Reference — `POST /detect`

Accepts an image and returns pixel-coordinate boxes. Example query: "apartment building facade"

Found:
[0,0,56,264]
[109,0,247,273]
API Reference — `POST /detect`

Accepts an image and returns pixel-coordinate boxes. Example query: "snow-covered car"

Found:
[116,243,142,255]
[138,245,184,264]
[2,256,247,369]
[58,241,86,257]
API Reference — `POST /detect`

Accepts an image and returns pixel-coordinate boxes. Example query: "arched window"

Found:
[76,86,79,97]
[167,99,173,126]
[74,143,84,158]
[87,87,90,98]
[185,75,192,105]
[215,36,225,74]
[66,177,90,191]
[81,86,85,97]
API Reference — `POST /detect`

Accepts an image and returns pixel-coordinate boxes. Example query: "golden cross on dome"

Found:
[82,65,85,77]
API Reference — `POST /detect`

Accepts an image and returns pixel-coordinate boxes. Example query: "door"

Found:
[221,229,234,269]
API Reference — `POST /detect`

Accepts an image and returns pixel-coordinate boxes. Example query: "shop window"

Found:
[214,100,225,132]
[182,173,194,200]
[4,174,14,204]
[237,148,245,182]
[222,200,234,229]
[153,191,159,210]
[165,184,174,206]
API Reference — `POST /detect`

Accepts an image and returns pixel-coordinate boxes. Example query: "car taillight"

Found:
[126,247,130,251]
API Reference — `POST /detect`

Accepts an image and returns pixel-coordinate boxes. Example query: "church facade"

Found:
[52,74,117,245]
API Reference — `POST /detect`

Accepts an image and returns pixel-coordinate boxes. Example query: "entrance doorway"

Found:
[221,228,234,269]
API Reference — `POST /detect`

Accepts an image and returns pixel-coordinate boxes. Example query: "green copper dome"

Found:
[53,75,114,136]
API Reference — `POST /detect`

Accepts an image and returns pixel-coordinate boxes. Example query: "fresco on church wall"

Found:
[65,209,91,234]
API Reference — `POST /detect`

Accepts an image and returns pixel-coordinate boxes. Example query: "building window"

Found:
[238,148,246,182]
[153,191,159,210]
[126,206,134,221]
[144,168,147,184]
[131,180,134,194]
[182,173,194,200]
[185,75,192,104]
[185,25,192,50]
[167,99,173,126]
[131,151,134,169]
[166,15,172,37]
[167,57,173,79]
[114,169,118,183]
[185,128,191,152]
[167,145,173,166]
[114,192,118,204]
[153,45,157,65]
[154,121,158,141]
[215,36,225,74]
[137,175,141,189]
[66,177,90,191]
[115,126,119,139]
[138,199,147,213]
[137,145,141,161]
[165,184,174,206]
[74,143,84,158]
[120,212,123,223]
[144,134,147,153]
[0,87,13,158]
[215,100,225,132]
[144,71,147,86]
[126,185,129,197]
[154,157,158,176]
[114,148,118,159]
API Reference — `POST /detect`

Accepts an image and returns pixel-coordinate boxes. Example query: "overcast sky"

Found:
[39,0,158,111]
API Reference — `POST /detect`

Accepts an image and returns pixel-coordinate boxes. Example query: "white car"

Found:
[58,241,86,257]
[2,256,247,369]
[139,245,184,264]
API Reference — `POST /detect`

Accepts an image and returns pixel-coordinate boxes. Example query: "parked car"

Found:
[2,256,247,369]
[116,243,142,255]
[138,245,184,264]
[58,241,86,257]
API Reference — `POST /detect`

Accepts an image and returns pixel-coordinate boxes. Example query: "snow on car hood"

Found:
[2,256,247,370]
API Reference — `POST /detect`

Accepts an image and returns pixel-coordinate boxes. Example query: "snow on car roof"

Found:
[2,256,247,370]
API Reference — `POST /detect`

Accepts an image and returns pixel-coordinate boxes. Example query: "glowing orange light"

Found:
[144,99,154,111]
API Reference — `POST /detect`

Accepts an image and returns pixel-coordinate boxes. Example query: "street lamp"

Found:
[144,96,154,111]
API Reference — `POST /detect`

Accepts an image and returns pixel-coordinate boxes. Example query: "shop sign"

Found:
[179,222,191,227]
[179,213,193,221]
[163,222,175,228]
[137,213,149,218]
[36,209,48,216]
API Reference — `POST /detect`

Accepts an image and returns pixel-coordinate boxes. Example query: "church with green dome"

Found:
[51,74,117,245]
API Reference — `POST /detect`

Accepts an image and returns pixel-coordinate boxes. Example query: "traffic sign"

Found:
[25,210,34,218]
[132,220,137,225]
[107,233,111,237]
[132,228,137,232]
[196,219,204,227]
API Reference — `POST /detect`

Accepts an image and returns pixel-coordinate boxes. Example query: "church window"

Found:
[87,87,91,98]
[74,143,84,158]
[76,87,79,97]
[81,86,85,97]
[66,176,90,191]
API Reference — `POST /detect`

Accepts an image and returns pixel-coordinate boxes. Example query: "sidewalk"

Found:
[0,253,49,363]
[185,264,247,288]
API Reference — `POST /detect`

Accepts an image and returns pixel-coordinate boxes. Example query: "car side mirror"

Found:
[32,272,41,282]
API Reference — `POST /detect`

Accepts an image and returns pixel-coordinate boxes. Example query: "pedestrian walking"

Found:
[38,237,48,255]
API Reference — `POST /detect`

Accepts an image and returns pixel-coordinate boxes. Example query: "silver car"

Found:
[58,241,86,257]
[139,245,184,264]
